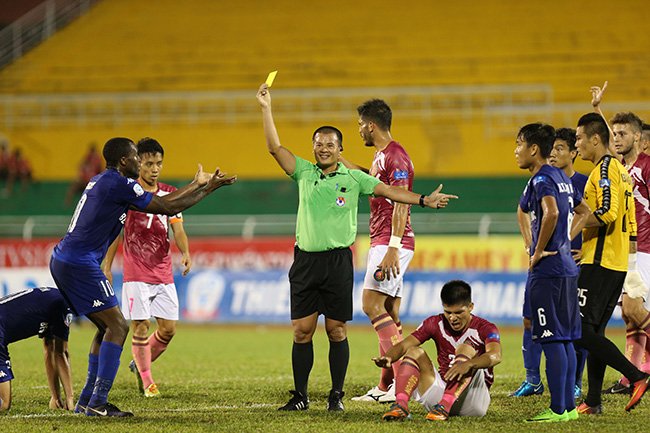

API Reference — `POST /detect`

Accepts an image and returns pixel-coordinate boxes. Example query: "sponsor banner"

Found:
[355,236,530,272]
[0,237,297,270]
[0,268,622,325]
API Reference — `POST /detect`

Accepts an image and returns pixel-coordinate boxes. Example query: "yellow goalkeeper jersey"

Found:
[582,155,637,272]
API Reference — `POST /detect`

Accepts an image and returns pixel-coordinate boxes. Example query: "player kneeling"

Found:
[373,280,501,421]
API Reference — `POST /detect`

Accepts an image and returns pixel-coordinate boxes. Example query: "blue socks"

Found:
[542,341,571,414]
[77,353,99,407]
[564,342,577,411]
[88,341,123,407]
[523,328,543,384]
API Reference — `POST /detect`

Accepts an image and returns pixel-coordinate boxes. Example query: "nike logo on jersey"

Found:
[541,330,554,338]
[92,300,105,307]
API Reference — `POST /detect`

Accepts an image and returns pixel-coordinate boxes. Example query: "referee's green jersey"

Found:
[290,156,381,252]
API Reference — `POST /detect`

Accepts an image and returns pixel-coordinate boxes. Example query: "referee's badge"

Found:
[336,196,345,207]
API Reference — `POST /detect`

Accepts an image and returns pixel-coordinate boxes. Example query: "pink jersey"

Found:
[410,314,500,388]
[122,182,183,284]
[368,141,415,250]
[625,153,650,253]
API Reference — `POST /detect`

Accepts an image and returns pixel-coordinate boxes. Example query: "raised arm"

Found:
[256,83,296,175]
[44,337,74,410]
[591,81,615,141]
[171,219,191,276]
[143,166,236,216]
[373,182,458,209]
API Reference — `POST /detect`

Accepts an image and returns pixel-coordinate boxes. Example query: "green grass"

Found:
[0,323,645,432]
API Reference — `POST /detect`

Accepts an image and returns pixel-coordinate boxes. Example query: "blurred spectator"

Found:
[4,148,32,196]
[65,143,103,205]
[0,142,9,182]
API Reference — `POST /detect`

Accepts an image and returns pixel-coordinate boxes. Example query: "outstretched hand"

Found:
[424,184,458,209]
[257,83,271,109]
[206,167,237,191]
[590,81,608,108]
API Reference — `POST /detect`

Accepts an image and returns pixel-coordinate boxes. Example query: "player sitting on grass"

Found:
[373,280,501,422]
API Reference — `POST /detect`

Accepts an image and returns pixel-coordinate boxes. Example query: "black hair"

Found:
[357,99,392,131]
[103,137,134,168]
[440,280,472,306]
[137,137,165,157]
[555,127,577,152]
[517,123,556,158]
[312,126,343,150]
[577,113,609,147]
[610,112,643,134]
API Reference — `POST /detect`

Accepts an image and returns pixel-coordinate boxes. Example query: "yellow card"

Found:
[265,70,278,87]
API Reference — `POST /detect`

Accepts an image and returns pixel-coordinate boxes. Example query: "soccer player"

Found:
[642,123,650,155]
[511,127,589,399]
[599,112,650,394]
[375,280,501,422]
[102,138,191,398]
[571,113,650,414]
[256,83,456,412]
[0,287,74,412]
[340,99,415,403]
[514,123,585,422]
[50,137,236,417]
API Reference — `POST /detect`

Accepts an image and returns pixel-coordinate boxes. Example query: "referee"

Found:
[256,83,456,412]
[572,113,650,414]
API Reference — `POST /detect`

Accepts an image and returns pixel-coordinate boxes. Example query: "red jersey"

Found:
[368,141,415,250]
[122,182,183,284]
[410,314,500,388]
[625,152,650,253]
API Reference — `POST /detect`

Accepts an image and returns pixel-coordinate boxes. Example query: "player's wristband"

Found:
[419,194,426,208]
[389,235,402,249]
[629,253,637,271]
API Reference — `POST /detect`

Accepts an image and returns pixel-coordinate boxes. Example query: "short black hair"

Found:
[357,99,392,131]
[137,137,164,157]
[643,123,650,132]
[517,123,556,159]
[555,127,577,152]
[312,126,343,150]
[610,112,643,134]
[103,137,134,168]
[577,113,609,147]
[440,280,472,306]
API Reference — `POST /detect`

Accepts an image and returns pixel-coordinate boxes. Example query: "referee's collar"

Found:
[315,162,348,178]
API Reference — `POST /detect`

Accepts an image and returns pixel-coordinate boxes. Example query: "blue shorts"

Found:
[528,275,581,343]
[0,319,13,383]
[49,256,119,317]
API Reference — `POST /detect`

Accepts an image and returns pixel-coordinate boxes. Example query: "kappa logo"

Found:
[541,329,554,338]
[92,300,105,308]
[0,371,6,378]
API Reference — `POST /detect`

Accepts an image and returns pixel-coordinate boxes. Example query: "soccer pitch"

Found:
[0,323,644,433]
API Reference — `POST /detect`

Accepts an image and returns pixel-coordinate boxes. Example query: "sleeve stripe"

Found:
[594,156,612,216]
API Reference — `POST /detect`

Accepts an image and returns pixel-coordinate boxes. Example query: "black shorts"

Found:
[578,264,625,328]
[288,246,353,322]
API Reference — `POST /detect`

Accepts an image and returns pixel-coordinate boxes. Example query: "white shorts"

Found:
[414,368,491,417]
[121,281,179,321]
[362,245,415,298]
[639,251,650,308]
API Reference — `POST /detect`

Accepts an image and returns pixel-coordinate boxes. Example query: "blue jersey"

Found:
[52,169,153,265]
[519,165,582,277]
[0,287,72,344]
[570,171,588,251]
